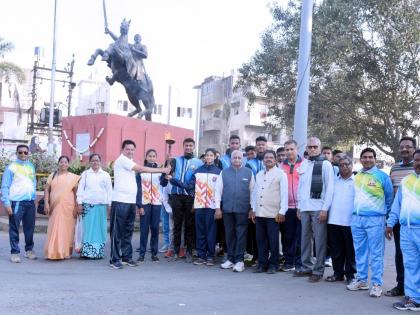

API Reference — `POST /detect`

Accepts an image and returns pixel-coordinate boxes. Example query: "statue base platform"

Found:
[61,113,194,165]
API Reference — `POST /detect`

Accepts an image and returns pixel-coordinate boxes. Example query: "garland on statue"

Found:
[63,128,105,154]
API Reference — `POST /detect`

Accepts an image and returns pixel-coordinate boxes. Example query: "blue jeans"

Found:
[161,207,170,248]
[400,225,420,303]
[351,215,385,285]
[256,217,280,269]
[9,200,36,254]
[195,208,216,259]
[139,204,161,256]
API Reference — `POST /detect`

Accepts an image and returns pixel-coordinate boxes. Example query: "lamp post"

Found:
[193,84,201,156]
[48,0,58,154]
[293,0,314,155]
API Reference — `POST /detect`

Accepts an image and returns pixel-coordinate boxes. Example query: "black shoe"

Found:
[253,266,266,273]
[109,261,123,269]
[325,275,345,282]
[137,256,145,262]
[293,269,312,277]
[308,274,323,283]
[279,255,286,265]
[385,286,404,297]
[151,255,159,262]
[185,253,193,263]
[168,254,179,262]
[122,259,138,267]
[267,266,277,274]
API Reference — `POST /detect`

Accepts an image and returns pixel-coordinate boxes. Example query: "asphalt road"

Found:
[0,232,403,315]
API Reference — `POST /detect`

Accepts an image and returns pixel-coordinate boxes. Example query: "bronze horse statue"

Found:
[87,19,155,120]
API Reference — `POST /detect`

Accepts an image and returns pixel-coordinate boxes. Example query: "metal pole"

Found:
[293,0,314,155]
[30,57,38,135]
[167,85,171,125]
[48,0,58,154]
[67,54,75,116]
[193,85,201,156]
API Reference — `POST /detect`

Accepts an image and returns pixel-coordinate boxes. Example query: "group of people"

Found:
[1,134,419,312]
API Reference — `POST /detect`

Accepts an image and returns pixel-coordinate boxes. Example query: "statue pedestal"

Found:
[61,114,194,165]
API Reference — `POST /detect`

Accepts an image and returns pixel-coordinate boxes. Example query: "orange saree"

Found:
[44,172,80,260]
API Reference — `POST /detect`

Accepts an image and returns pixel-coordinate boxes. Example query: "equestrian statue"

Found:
[87,2,155,121]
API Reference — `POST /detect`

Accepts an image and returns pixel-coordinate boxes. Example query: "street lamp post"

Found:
[48,0,58,154]
[193,84,201,156]
[293,0,314,155]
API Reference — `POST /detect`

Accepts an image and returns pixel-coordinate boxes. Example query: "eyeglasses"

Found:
[307,146,319,150]
[339,163,351,168]
[399,145,414,150]
[18,151,29,155]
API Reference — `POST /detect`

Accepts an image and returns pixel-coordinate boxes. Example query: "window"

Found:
[87,108,95,114]
[153,104,162,115]
[96,102,105,113]
[176,106,192,118]
[231,101,240,115]
[118,100,129,111]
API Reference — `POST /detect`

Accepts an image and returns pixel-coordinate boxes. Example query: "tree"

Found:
[0,36,25,83]
[236,0,420,160]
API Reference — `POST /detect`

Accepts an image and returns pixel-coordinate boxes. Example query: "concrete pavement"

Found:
[0,232,402,315]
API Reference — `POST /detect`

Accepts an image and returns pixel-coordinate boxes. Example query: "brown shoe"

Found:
[308,274,323,282]
[293,270,312,277]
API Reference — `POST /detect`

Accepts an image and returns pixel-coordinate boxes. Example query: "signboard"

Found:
[76,133,90,156]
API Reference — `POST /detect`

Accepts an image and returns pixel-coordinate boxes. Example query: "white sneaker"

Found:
[25,251,37,260]
[324,257,332,267]
[233,261,245,272]
[220,260,234,269]
[346,279,369,291]
[10,254,21,263]
[369,284,382,298]
[244,253,253,262]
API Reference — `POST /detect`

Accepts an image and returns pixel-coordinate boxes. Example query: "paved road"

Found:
[0,232,402,315]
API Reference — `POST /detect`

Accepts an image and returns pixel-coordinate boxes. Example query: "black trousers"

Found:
[246,219,258,260]
[170,194,194,253]
[110,201,136,263]
[216,217,226,251]
[256,217,280,268]
[279,221,286,255]
[283,208,301,267]
[327,224,356,279]
[393,223,404,289]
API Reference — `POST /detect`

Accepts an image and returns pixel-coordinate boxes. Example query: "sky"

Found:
[0,0,280,109]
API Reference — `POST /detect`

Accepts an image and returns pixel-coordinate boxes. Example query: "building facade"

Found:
[198,75,288,154]
[75,68,196,131]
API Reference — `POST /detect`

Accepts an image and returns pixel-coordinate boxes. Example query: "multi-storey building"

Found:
[198,74,287,154]
[76,68,196,131]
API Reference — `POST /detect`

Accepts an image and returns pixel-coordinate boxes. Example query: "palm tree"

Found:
[0,36,25,83]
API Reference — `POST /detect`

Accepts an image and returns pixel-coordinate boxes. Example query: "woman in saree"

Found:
[76,153,112,259]
[44,156,80,260]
